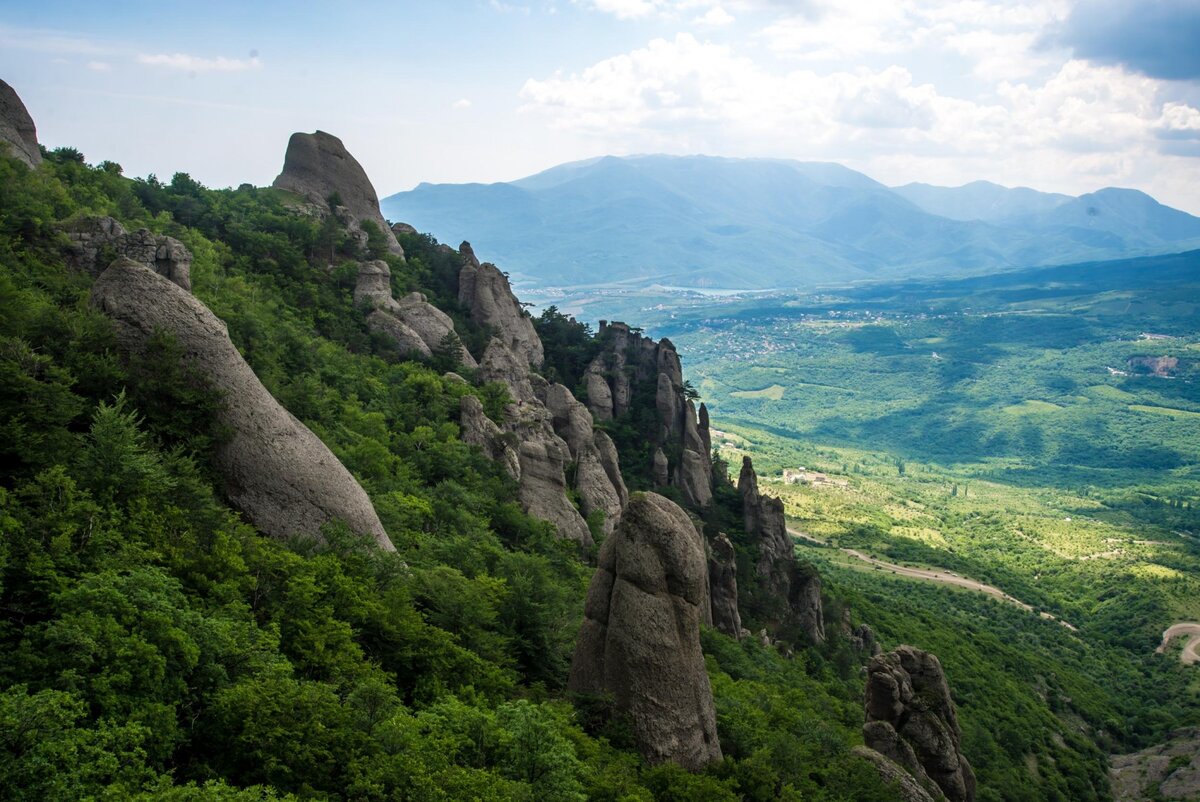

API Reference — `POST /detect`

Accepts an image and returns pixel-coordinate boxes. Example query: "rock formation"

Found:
[457,242,543,367]
[63,216,192,291]
[569,493,722,770]
[459,395,520,480]
[585,321,712,507]
[92,258,392,550]
[272,130,404,258]
[0,79,41,169]
[738,456,825,644]
[541,382,626,537]
[354,260,477,367]
[863,646,976,802]
[852,747,938,802]
[708,534,743,639]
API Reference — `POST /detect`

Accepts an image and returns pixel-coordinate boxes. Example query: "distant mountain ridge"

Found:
[381,155,1200,290]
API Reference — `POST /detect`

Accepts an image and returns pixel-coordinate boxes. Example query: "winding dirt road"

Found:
[1156,623,1200,664]
[788,527,1078,631]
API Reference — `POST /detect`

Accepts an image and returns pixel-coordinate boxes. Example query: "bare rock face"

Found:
[272,130,403,258]
[593,430,629,508]
[739,456,825,644]
[92,258,392,549]
[708,534,743,639]
[542,383,625,536]
[864,646,976,802]
[479,338,537,404]
[355,260,477,367]
[569,493,723,770]
[853,747,938,802]
[518,436,594,548]
[0,79,41,168]
[587,323,711,507]
[459,395,520,480]
[457,242,543,367]
[851,623,882,656]
[63,216,192,291]
[652,447,670,487]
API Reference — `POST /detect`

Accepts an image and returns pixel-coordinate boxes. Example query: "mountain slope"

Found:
[382,155,1200,290]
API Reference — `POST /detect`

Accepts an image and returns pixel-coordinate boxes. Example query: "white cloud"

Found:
[86,60,112,72]
[520,31,1199,204]
[452,98,473,109]
[694,6,735,26]
[137,53,262,73]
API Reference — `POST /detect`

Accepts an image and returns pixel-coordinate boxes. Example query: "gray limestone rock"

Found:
[593,430,629,508]
[92,258,392,549]
[391,222,419,237]
[584,367,614,421]
[518,436,593,548]
[459,395,520,480]
[272,130,403,258]
[569,493,722,770]
[541,382,625,537]
[652,448,670,488]
[63,216,192,291]
[479,338,536,404]
[708,533,743,640]
[355,260,477,368]
[457,242,543,367]
[864,646,976,802]
[789,564,826,645]
[853,747,938,802]
[677,448,713,509]
[0,79,41,169]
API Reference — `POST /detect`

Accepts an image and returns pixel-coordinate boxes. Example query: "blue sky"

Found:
[2,0,1199,213]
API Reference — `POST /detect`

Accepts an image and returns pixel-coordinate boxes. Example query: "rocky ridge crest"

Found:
[0,78,41,168]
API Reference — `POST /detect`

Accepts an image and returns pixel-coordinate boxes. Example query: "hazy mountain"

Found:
[892,180,1072,222]
[382,155,1200,289]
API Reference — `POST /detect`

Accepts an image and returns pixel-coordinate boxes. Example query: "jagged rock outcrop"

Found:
[853,747,938,802]
[91,258,392,550]
[852,623,882,656]
[0,79,41,169]
[569,493,722,770]
[585,321,711,507]
[354,260,477,367]
[63,216,192,291]
[739,456,825,644]
[652,448,670,487]
[541,383,626,536]
[459,395,520,480]
[708,534,743,639]
[458,242,543,367]
[272,130,403,258]
[864,646,976,802]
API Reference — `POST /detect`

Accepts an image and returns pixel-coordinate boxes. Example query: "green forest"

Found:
[2,144,1197,801]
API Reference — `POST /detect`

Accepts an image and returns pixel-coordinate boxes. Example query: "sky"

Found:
[2,0,1199,213]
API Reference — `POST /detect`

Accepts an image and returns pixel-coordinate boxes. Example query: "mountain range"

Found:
[381,155,1200,290]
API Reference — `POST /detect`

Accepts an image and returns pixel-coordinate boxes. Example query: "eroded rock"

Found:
[272,130,403,258]
[864,646,976,802]
[63,216,192,291]
[0,79,41,169]
[457,242,542,367]
[92,258,391,549]
[355,260,476,367]
[708,534,743,639]
[569,493,722,770]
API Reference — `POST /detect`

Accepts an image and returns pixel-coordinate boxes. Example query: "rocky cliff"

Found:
[272,130,404,258]
[568,493,722,770]
[92,257,393,550]
[63,215,193,291]
[739,456,825,644]
[584,321,712,507]
[0,78,41,169]
[862,646,976,802]
[458,242,543,367]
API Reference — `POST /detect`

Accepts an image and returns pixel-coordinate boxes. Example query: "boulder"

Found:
[708,534,743,639]
[63,216,192,291]
[569,493,722,770]
[0,79,41,168]
[272,130,403,257]
[457,242,543,367]
[92,258,392,549]
[864,646,976,802]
